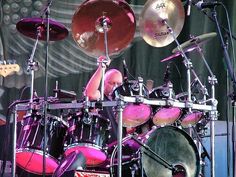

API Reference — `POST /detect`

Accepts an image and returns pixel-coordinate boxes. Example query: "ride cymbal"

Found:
[172,32,217,53]
[139,0,185,47]
[71,0,136,57]
[16,18,69,41]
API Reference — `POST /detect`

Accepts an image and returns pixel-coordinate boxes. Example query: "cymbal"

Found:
[16,18,69,41]
[71,0,136,57]
[139,0,185,47]
[172,32,217,53]
[160,51,181,62]
[161,32,217,62]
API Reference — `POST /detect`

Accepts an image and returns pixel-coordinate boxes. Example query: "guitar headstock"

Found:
[0,63,20,77]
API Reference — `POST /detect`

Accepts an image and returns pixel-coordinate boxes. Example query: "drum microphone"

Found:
[163,62,171,84]
[123,59,129,82]
[195,1,221,10]
[187,0,192,16]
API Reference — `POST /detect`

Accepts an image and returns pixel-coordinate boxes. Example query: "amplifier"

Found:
[61,170,110,177]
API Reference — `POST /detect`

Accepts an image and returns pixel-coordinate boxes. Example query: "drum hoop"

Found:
[183,110,203,117]
[64,143,106,153]
[16,148,59,162]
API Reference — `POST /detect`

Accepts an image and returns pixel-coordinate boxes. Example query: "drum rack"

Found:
[13,95,216,176]
[14,96,215,112]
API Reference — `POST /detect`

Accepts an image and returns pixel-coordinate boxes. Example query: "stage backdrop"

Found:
[0,0,236,122]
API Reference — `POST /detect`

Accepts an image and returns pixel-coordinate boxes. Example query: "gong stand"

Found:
[163,20,218,177]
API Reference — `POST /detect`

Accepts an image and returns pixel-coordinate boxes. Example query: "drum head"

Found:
[181,111,203,128]
[142,126,200,177]
[16,149,58,175]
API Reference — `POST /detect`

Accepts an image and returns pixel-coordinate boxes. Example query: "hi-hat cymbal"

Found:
[172,32,217,53]
[71,0,136,57]
[139,0,185,47]
[16,18,69,41]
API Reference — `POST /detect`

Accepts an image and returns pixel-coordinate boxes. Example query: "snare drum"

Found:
[64,112,110,167]
[112,81,152,128]
[16,114,68,175]
[149,86,181,126]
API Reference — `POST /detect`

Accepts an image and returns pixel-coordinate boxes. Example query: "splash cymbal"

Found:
[139,0,185,47]
[71,0,136,57]
[172,32,217,53]
[16,18,69,41]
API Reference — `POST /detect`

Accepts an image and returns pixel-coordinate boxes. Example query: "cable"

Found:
[220,3,236,76]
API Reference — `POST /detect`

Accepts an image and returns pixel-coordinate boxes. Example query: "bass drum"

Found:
[16,114,68,175]
[142,126,200,177]
[112,81,152,128]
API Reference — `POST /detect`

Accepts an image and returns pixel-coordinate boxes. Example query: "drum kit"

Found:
[2,0,219,177]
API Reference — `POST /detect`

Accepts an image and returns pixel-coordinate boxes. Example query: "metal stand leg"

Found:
[208,76,218,177]
[11,109,17,177]
[117,100,124,177]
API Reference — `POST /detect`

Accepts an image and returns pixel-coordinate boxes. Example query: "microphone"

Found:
[187,0,192,16]
[195,1,221,10]
[163,62,171,83]
[123,59,128,82]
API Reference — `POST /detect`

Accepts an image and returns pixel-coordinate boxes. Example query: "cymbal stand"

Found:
[11,26,41,177]
[164,20,217,177]
[95,15,123,177]
[41,1,53,176]
[95,15,112,101]
[163,20,193,111]
[194,39,219,177]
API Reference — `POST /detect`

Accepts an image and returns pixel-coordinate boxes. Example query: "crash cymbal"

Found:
[161,32,217,62]
[161,45,196,62]
[139,0,185,47]
[172,32,217,53]
[160,51,181,62]
[71,0,136,57]
[16,18,69,41]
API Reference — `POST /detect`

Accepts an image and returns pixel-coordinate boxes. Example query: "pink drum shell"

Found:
[119,103,152,128]
[152,107,182,126]
[16,148,59,175]
[64,143,107,167]
[181,111,203,128]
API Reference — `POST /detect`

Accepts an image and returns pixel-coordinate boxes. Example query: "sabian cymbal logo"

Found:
[154,31,169,37]
[155,3,166,9]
